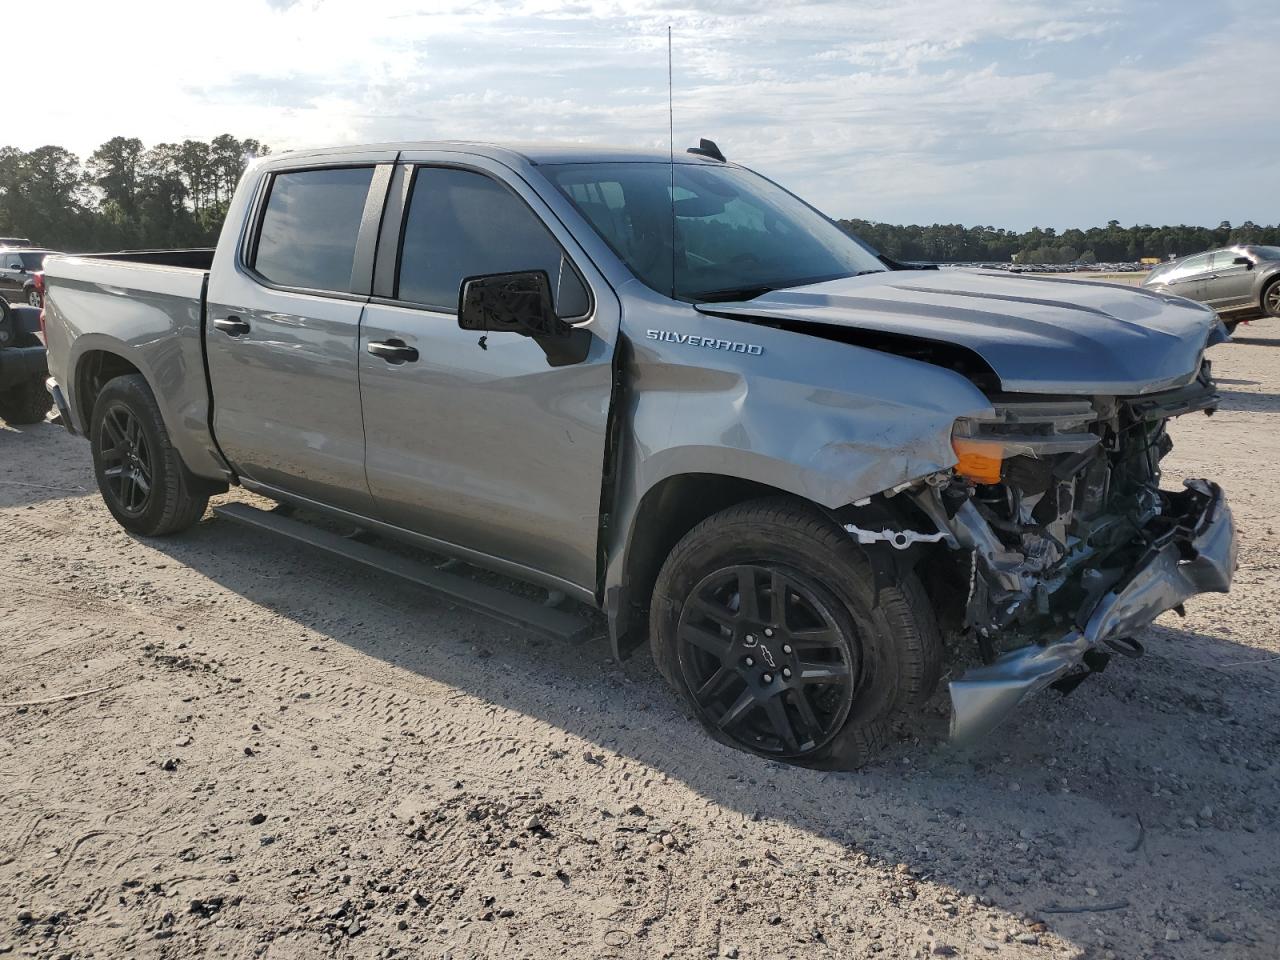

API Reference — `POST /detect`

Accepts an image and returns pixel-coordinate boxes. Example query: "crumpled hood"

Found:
[698,269,1218,395]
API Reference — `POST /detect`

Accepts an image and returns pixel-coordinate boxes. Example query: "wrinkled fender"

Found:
[61,329,220,478]
[601,293,994,652]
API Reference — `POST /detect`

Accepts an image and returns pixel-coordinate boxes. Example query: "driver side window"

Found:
[396,166,589,317]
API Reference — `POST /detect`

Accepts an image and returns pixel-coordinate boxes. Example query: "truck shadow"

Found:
[1215,388,1280,414]
[147,511,1280,955]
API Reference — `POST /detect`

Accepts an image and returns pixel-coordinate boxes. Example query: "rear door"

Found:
[357,153,618,595]
[205,155,395,514]
[1204,250,1254,310]
[1163,253,1212,303]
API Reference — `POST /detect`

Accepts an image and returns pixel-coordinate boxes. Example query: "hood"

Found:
[698,269,1217,396]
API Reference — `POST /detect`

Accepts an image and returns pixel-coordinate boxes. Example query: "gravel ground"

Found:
[1,324,1277,960]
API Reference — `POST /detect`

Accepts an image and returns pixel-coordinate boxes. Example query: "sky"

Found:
[28,0,1278,229]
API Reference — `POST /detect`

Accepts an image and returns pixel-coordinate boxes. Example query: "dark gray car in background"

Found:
[0,248,60,308]
[1142,245,1280,333]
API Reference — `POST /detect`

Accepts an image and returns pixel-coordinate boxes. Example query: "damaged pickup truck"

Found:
[41,140,1236,768]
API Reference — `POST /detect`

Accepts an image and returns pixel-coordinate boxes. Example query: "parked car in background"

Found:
[1142,245,1280,334]
[0,298,50,423]
[0,248,61,308]
[41,141,1236,767]
[0,237,32,248]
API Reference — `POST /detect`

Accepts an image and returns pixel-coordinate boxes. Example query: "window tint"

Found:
[253,167,374,292]
[397,166,588,316]
[1209,250,1244,269]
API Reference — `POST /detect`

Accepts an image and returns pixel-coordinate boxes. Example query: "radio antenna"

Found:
[667,25,676,300]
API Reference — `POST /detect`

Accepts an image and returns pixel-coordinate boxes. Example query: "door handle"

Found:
[367,339,419,364]
[213,317,251,336]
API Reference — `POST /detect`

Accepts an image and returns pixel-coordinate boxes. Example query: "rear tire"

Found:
[0,376,50,425]
[89,374,208,536]
[650,497,942,769]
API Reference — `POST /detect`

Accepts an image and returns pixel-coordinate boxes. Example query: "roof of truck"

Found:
[262,141,731,167]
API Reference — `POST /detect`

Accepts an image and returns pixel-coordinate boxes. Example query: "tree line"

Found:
[2,135,1276,264]
[0,136,269,251]
[837,219,1280,265]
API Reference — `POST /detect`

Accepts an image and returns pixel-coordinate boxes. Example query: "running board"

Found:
[212,502,592,643]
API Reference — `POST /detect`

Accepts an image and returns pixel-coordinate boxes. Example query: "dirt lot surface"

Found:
[2,325,1278,960]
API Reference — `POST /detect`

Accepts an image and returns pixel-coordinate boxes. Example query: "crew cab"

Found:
[41,141,1237,767]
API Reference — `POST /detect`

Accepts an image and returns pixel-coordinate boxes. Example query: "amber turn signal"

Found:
[952,437,1004,484]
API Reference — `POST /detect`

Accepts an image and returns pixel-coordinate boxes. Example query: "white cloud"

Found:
[23,0,1280,227]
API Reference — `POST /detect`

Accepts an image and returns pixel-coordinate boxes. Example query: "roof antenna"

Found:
[667,24,676,301]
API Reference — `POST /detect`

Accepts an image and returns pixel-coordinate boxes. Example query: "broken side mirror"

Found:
[456,269,590,367]
[457,270,572,339]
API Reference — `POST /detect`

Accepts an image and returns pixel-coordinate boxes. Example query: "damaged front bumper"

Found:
[948,479,1237,743]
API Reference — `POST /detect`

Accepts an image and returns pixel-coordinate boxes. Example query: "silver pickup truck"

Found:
[41,140,1236,768]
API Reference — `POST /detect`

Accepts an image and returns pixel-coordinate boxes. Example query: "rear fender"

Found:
[65,331,228,483]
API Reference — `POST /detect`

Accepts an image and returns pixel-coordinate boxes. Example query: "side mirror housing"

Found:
[457,270,572,338]
[1232,255,1252,268]
[7,263,22,272]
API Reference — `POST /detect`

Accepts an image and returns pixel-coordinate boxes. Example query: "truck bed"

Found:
[41,250,225,481]
[80,248,215,270]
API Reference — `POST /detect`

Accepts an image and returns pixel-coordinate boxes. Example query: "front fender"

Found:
[625,311,993,507]
[601,308,994,653]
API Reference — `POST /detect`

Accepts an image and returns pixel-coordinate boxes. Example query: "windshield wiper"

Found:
[692,284,776,303]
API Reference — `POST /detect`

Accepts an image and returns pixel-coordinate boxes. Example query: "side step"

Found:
[212,502,592,643]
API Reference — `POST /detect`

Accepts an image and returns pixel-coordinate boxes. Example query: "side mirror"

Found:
[1232,256,1253,268]
[7,263,22,272]
[457,270,571,338]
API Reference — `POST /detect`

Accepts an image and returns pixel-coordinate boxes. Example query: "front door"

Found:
[358,157,617,594]
[205,159,393,515]
[1203,250,1255,311]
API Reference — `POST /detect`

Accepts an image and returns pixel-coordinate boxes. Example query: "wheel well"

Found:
[613,473,791,657]
[612,477,969,660]
[1263,274,1280,308]
[74,350,142,428]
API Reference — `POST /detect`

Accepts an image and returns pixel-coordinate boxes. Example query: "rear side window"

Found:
[396,166,588,316]
[253,167,375,292]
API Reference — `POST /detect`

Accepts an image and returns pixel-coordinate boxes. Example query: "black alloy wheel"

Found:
[97,402,154,516]
[676,563,858,759]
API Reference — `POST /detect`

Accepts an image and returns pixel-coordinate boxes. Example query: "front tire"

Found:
[650,498,942,769]
[90,374,208,536]
[0,376,51,424]
[1262,278,1280,319]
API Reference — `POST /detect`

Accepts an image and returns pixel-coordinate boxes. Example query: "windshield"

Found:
[17,252,48,270]
[543,162,886,302]
[1247,245,1280,262]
